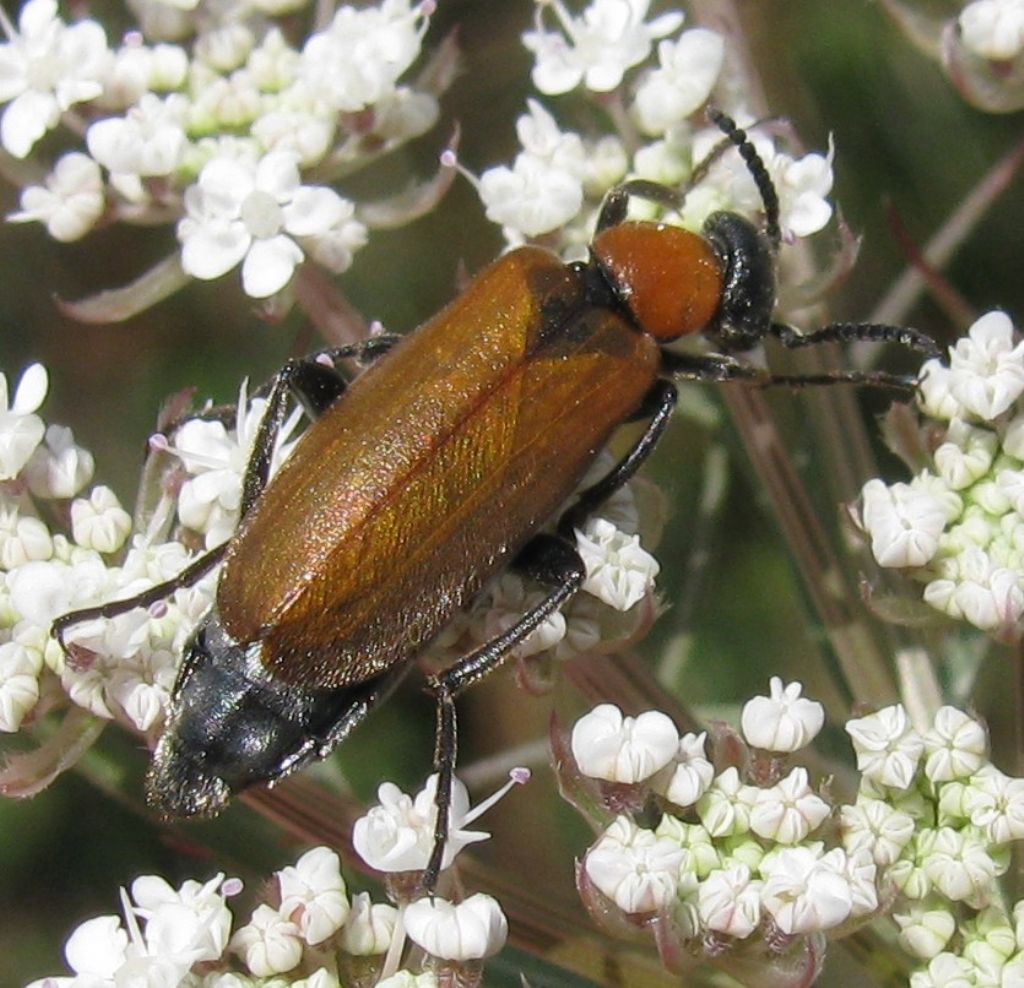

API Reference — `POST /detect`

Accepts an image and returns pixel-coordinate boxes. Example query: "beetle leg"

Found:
[770,320,942,361]
[596,178,685,231]
[557,379,678,539]
[663,348,922,395]
[51,542,229,650]
[421,533,586,891]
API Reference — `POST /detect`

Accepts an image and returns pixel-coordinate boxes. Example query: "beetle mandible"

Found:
[54,110,940,890]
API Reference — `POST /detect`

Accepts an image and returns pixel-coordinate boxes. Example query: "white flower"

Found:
[523,0,683,95]
[339,891,396,956]
[478,152,584,238]
[0,0,108,158]
[918,359,968,420]
[964,765,1024,843]
[404,893,508,961]
[840,796,916,867]
[924,545,1024,631]
[922,707,988,782]
[659,731,714,807]
[921,827,1003,904]
[697,766,758,837]
[697,864,762,939]
[251,105,334,170]
[231,903,302,977]
[960,0,1024,60]
[584,815,686,913]
[859,478,946,568]
[299,0,430,113]
[131,872,234,966]
[106,645,177,731]
[194,23,254,72]
[61,914,129,980]
[909,952,975,988]
[948,311,1024,421]
[576,518,660,610]
[26,871,238,986]
[0,506,52,569]
[632,29,723,135]
[97,40,187,109]
[894,902,957,960]
[71,485,132,553]
[844,846,879,917]
[846,704,925,790]
[740,676,824,752]
[352,774,490,874]
[169,380,300,547]
[773,143,835,239]
[7,554,111,630]
[8,152,104,242]
[749,767,831,844]
[759,845,854,935]
[0,639,40,731]
[277,847,349,946]
[23,424,93,498]
[934,419,998,490]
[571,703,678,783]
[516,98,587,169]
[0,363,47,480]
[177,151,363,298]
[87,93,188,177]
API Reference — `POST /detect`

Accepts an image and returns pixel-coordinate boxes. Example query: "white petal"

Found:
[180,220,251,280]
[241,234,303,298]
[282,186,347,237]
[2,88,59,158]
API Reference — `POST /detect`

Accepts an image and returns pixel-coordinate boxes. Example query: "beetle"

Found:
[53,110,940,890]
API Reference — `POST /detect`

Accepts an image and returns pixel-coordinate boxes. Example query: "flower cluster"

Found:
[25,843,507,987]
[461,0,835,257]
[0,361,304,780]
[565,682,1024,983]
[846,704,1024,986]
[856,310,1024,637]
[1,0,446,306]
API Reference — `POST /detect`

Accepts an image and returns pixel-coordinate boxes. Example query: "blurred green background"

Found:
[2,0,1022,984]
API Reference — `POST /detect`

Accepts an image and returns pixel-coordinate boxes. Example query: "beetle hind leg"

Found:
[421,533,586,891]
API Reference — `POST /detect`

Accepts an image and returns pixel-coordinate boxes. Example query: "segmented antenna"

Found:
[706,108,782,251]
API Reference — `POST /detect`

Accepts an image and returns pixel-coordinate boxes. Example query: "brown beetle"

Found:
[54,111,938,889]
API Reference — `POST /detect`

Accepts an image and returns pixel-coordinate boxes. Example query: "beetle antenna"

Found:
[706,107,782,252]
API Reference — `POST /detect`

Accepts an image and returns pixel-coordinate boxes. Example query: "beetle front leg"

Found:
[421,533,585,891]
[241,338,399,514]
[558,379,677,539]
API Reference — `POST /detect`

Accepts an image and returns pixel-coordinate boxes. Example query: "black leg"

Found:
[241,339,400,514]
[420,533,585,891]
[596,179,685,232]
[51,543,229,649]
[770,321,942,362]
[662,348,919,395]
[558,379,678,539]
